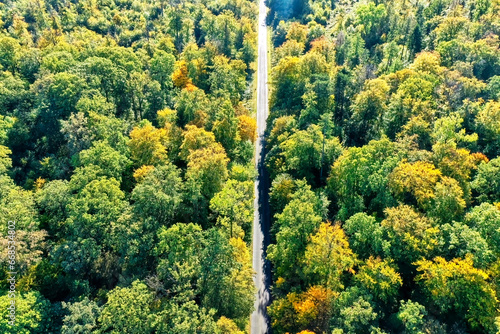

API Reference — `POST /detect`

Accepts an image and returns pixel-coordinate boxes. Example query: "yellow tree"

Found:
[415,256,499,332]
[354,257,402,305]
[179,125,216,161]
[389,160,442,209]
[186,142,229,199]
[128,122,170,167]
[268,285,337,334]
[237,115,256,142]
[304,222,356,290]
[172,59,192,88]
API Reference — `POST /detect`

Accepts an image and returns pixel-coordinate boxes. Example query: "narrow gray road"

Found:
[251,0,271,333]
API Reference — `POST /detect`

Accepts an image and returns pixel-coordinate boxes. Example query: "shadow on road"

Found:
[255,135,273,332]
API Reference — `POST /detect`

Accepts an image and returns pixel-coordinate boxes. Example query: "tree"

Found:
[212,99,239,153]
[349,78,389,145]
[0,291,51,334]
[344,213,385,260]
[172,60,192,89]
[355,2,387,48]
[304,222,356,290]
[210,179,254,239]
[174,86,209,127]
[99,281,155,333]
[35,179,70,237]
[60,112,93,157]
[431,142,476,202]
[268,180,324,284]
[429,176,466,223]
[199,229,253,326]
[185,143,229,200]
[209,56,246,105]
[280,124,342,186]
[54,177,127,283]
[381,205,438,265]
[397,300,428,334]
[431,113,478,147]
[128,121,170,167]
[388,160,442,209]
[465,203,500,254]
[270,56,304,115]
[152,300,219,334]
[471,157,500,203]
[150,50,175,101]
[0,37,21,72]
[179,125,216,161]
[328,137,401,220]
[78,141,130,182]
[437,222,493,268]
[269,173,296,216]
[332,287,379,334]
[61,298,101,334]
[415,256,499,332]
[131,163,183,226]
[354,257,402,305]
[217,316,245,334]
[237,115,256,142]
[268,285,336,333]
[156,223,203,302]
[0,179,47,276]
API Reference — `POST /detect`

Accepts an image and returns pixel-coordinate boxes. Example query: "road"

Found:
[251,0,271,333]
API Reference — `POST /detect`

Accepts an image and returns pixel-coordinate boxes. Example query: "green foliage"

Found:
[397,300,427,334]
[61,298,101,334]
[210,179,254,239]
[304,223,355,290]
[381,205,438,265]
[265,0,500,330]
[344,213,384,260]
[354,257,402,305]
[328,137,401,220]
[78,140,130,181]
[471,157,500,203]
[131,163,183,226]
[0,291,51,334]
[98,280,155,333]
[268,180,324,283]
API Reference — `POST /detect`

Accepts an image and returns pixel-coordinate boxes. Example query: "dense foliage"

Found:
[265,0,500,332]
[0,0,258,332]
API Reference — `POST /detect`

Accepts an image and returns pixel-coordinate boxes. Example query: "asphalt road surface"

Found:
[250,0,272,333]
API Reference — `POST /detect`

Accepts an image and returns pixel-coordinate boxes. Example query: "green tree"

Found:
[210,179,254,239]
[397,300,428,334]
[354,257,402,305]
[61,298,101,334]
[328,137,401,220]
[0,291,51,334]
[268,180,324,284]
[349,78,389,145]
[131,163,183,226]
[78,141,130,182]
[465,203,500,254]
[429,176,466,223]
[344,212,385,260]
[471,157,500,203]
[99,281,155,333]
[381,205,438,266]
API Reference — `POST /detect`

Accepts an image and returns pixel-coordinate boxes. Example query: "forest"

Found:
[0,0,499,333]
[264,0,500,332]
[0,0,258,332]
